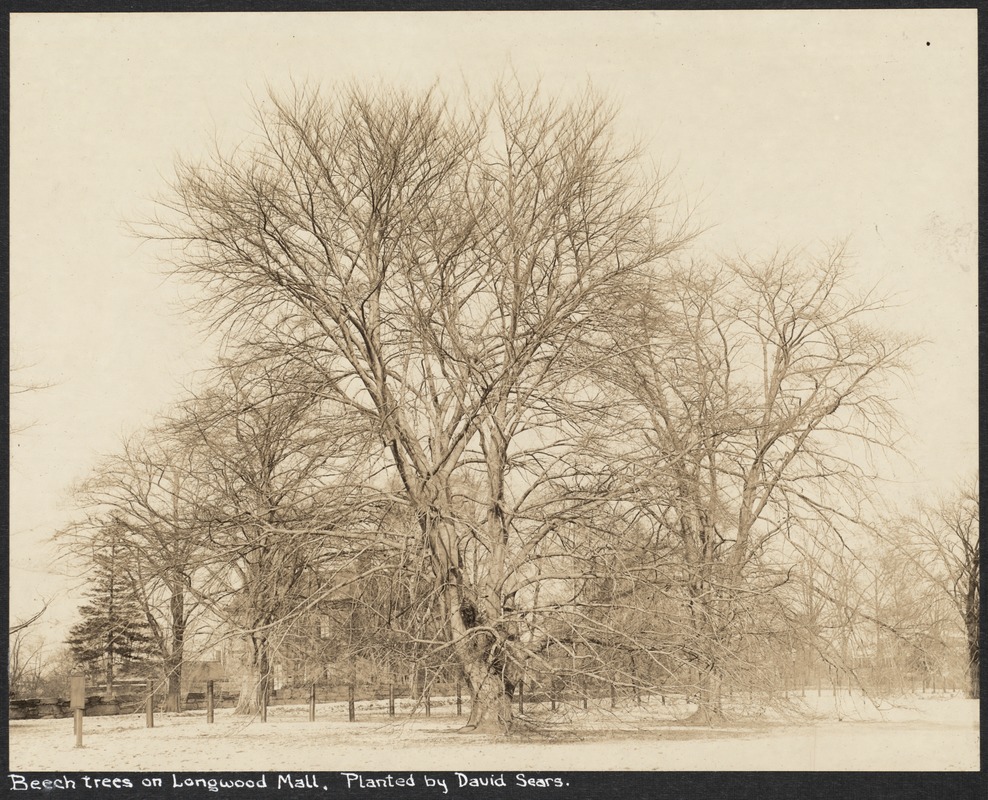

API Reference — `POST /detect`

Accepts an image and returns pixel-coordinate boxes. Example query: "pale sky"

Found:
[8,10,978,645]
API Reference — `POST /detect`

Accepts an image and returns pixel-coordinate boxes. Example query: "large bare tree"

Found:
[601,250,915,719]
[152,82,691,731]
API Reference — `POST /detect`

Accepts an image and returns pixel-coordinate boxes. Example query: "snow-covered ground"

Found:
[8,691,979,772]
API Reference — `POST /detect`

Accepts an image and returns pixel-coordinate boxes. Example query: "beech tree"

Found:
[600,251,914,719]
[167,358,388,715]
[153,82,692,731]
[901,475,979,697]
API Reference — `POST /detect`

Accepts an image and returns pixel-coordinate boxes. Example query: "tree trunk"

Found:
[163,586,185,712]
[462,664,513,733]
[965,609,979,699]
[164,671,181,712]
[104,657,115,699]
[684,561,727,723]
[235,633,271,715]
[418,504,514,733]
[446,584,513,733]
[963,573,979,699]
[684,577,728,723]
[685,664,724,724]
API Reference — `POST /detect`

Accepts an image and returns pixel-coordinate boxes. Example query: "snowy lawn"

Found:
[8,691,979,772]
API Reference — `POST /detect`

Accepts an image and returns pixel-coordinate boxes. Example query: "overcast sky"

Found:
[9,10,977,644]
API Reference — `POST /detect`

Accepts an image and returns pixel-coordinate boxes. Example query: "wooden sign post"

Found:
[69,674,85,748]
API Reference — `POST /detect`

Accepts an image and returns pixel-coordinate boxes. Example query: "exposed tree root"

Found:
[456,720,511,735]
[681,706,730,726]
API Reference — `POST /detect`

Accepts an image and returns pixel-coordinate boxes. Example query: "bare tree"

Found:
[151,82,691,731]
[167,357,388,715]
[901,474,979,698]
[63,428,210,711]
[8,627,49,698]
[600,249,915,719]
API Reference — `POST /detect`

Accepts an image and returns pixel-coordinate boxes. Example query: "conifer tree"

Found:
[67,532,156,696]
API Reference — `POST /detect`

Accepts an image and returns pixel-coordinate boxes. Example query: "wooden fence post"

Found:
[145,681,154,729]
[388,681,395,717]
[348,682,356,722]
[206,681,214,724]
[456,680,462,716]
[517,679,525,715]
[610,683,617,708]
[260,682,268,723]
[309,683,316,722]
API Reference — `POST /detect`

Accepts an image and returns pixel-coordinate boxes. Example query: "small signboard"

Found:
[70,675,86,710]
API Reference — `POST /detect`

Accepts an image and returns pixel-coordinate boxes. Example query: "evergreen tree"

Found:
[67,533,156,696]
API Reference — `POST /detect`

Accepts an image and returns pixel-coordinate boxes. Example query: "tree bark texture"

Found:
[235,633,271,715]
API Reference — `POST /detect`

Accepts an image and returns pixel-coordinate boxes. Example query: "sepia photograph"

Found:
[7,7,979,784]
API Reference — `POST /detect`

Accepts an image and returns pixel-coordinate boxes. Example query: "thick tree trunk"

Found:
[235,633,271,715]
[462,664,513,733]
[456,630,513,733]
[416,503,515,733]
[164,670,182,712]
[685,666,724,724]
[445,582,513,733]
[685,580,728,724]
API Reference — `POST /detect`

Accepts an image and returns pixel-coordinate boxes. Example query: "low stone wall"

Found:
[9,694,142,720]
